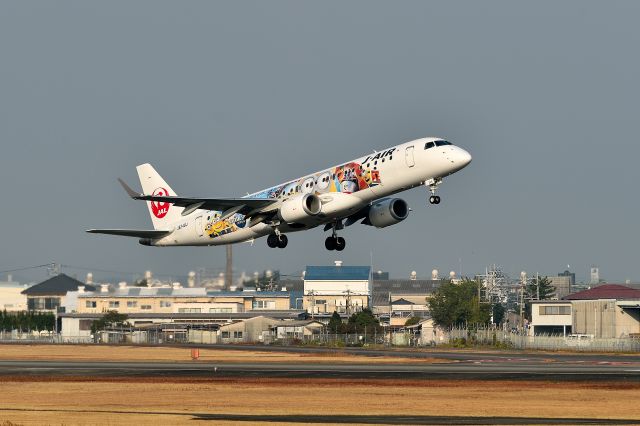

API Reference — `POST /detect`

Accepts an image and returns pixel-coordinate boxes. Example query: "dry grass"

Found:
[0,344,447,364]
[0,377,638,425]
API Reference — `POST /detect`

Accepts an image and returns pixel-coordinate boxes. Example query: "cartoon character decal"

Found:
[205,148,394,239]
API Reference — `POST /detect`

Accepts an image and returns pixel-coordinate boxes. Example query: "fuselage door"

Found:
[405,145,415,167]
[195,216,204,237]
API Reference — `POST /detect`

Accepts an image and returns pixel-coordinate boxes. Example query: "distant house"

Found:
[272,320,325,340]
[218,316,281,343]
[22,274,94,312]
[371,279,440,321]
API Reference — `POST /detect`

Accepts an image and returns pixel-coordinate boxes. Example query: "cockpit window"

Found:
[435,140,452,147]
[424,142,435,150]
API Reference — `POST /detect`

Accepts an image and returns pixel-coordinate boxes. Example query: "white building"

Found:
[303,263,371,316]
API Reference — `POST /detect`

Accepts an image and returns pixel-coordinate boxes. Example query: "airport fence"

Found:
[1,328,639,352]
[446,327,640,352]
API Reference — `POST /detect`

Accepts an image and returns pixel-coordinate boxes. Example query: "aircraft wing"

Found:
[118,178,277,216]
[86,229,173,238]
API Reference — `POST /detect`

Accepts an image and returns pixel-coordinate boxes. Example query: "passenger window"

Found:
[425,142,435,149]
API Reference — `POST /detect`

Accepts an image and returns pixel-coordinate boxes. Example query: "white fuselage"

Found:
[151,137,471,246]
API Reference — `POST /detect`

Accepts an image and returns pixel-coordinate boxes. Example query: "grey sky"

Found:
[1,1,639,284]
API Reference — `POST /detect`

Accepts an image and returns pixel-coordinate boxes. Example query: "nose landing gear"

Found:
[425,178,443,205]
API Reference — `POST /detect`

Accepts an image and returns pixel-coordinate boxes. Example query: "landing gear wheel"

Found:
[335,237,346,251]
[277,234,288,249]
[325,236,336,251]
[267,234,278,248]
[429,195,441,205]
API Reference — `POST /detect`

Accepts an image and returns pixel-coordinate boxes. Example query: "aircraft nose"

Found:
[458,148,472,167]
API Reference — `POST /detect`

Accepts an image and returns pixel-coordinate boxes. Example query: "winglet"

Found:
[118,178,142,198]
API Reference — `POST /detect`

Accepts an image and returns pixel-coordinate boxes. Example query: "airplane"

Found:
[87,137,471,251]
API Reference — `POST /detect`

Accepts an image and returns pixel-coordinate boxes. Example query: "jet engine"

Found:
[367,198,409,228]
[278,193,322,223]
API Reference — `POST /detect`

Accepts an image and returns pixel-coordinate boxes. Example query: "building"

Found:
[563,284,640,338]
[530,301,573,335]
[303,263,371,316]
[530,284,640,338]
[272,320,325,340]
[548,275,572,299]
[59,310,306,342]
[0,278,32,311]
[72,284,291,315]
[22,274,94,312]
[371,279,440,324]
[218,315,281,343]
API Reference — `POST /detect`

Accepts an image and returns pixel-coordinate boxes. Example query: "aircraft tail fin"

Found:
[136,163,184,229]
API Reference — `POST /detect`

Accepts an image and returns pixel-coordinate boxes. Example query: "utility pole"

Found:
[225,245,232,290]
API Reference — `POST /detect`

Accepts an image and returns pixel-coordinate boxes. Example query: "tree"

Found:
[492,303,506,325]
[91,311,129,334]
[428,279,491,329]
[327,311,343,334]
[346,308,380,334]
[404,316,422,327]
[524,276,556,320]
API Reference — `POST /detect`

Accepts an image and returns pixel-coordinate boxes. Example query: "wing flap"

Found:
[134,195,277,215]
[86,229,173,239]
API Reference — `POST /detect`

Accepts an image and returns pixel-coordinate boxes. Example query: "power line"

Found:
[0,263,53,275]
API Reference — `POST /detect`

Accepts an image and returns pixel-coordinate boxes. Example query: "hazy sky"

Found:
[2,1,639,284]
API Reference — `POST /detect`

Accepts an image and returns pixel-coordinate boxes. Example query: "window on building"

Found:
[127,301,137,308]
[233,331,243,339]
[86,301,97,308]
[252,300,276,309]
[315,299,327,305]
[109,301,120,308]
[221,331,230,338]
[141,305,152,310]
[178,308,201,313]
[160,301,172,308]
[209,308,232,313]
[539,306,571,315]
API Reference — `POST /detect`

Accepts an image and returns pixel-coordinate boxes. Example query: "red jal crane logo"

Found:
[151,187,170,219]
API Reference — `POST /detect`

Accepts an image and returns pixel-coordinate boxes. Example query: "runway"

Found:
[1,353,639,381]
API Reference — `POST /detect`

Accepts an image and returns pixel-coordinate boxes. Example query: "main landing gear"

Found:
[425,178,443,205]
[325,222,346,251]
[267,233,288,249]
[325,236,346,251]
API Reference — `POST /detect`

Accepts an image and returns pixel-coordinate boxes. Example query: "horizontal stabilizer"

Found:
[86,229,172,239]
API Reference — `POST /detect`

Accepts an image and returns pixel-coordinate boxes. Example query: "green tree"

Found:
[327,311,343,334]
[524,276,556,320]
[428,279,491,329]
[347,308,380,334]
[492,303,506,325]
[404,316,422,327]
[91,311,129,334]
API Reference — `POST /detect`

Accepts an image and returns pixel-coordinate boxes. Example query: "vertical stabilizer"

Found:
[136,163,184,229]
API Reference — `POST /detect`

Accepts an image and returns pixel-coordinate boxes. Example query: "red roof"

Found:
[563,284,640,300]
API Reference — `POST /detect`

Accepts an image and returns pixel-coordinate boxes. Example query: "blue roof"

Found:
[305,266,371,281]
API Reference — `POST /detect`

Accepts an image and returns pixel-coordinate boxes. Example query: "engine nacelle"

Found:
[279,193,322,223]
[368,198,409,228]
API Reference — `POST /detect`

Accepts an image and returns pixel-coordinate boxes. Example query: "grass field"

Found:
[0,345,638,425]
